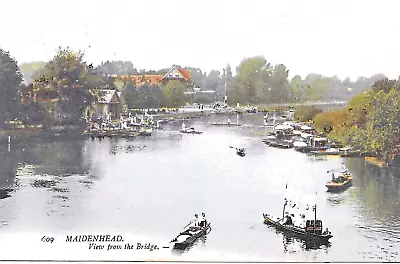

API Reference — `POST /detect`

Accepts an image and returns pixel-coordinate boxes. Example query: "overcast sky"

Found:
[1,0,400,80]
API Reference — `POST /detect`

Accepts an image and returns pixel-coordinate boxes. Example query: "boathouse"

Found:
[86,89,122,121]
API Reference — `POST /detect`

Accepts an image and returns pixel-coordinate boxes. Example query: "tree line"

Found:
[20,56,389,107]
[0,47,394,129]
[296,79,400,162]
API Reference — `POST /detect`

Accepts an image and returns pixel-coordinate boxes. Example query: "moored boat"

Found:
[180,123,203,134]
[310,147,362,157]
[137,129,152,136]
[179,127,203,134]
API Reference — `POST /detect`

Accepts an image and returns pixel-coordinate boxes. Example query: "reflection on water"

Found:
[326,193,346,205]
[267,226,331,254]
[281,234,331,253]
[0,188,13,200]
[0,114,399,261]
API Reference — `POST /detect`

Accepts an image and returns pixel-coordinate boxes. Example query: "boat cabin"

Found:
[274,124,294,138]
[309,137,328,148]
[332,176,346,183]
[306,220,322,234]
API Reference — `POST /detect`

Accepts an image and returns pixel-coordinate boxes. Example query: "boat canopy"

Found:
[282,125,294,130]
[313,137,327,142]
[293,141,307,147]
[283,121,295,126]
[275,124,293,130]
[301,125,312,130]
[301,133,313,138]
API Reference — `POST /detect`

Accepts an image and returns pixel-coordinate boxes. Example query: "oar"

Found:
[183,221,193,230]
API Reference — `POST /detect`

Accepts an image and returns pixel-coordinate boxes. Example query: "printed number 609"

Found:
[41,236,54,243]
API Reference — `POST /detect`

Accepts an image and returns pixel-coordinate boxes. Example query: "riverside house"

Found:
[86,89,122,121]
[119,65,192,87]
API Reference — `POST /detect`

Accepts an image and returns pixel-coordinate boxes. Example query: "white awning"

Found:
[293,141,307,147]
[301,125,312,130]
[301,133,313,138]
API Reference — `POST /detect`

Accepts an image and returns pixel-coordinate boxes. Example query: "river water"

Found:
[0,113,399,262]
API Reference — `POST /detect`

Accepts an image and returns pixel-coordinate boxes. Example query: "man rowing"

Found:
[199,213,207,227]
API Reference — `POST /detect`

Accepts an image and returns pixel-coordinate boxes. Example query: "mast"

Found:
[314,204,317,222]
[282,198,287,220]
[282,183,288,220]
[223,68,227,104]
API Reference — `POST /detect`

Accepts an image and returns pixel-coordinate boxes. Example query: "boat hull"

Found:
[236,151,246,157]
[326,179,352,192]
[262,214,332,243]
[295,146,328,153]
[172,223,211,250]
[179,130,203,134]
[310,150,362,157]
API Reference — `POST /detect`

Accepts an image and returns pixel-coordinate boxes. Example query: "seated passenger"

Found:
[284,214,293,225]
[199,212,207,227]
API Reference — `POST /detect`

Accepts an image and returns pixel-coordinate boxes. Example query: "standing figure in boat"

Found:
[283,212,293,225]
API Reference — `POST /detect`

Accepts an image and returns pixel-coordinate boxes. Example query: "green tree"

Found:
[269,64,291,103]
[33,47,112,125]
[122,79,139,109]
[163,80,186,107]
[0,49,23,127]
[291,75,305,101]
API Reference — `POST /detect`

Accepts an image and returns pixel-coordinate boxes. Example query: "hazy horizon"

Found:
[2,0,400,81]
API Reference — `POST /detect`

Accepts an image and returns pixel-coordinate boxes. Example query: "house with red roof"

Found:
[161,65,192,86]
[119,65,192,88]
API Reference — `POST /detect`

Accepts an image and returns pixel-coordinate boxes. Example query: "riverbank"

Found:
[0,108,230,141]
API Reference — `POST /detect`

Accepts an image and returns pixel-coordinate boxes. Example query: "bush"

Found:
[313,109,349,134]
[294,106,323,122]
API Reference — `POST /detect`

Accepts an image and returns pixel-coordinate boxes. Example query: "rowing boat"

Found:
[171,223,211,250]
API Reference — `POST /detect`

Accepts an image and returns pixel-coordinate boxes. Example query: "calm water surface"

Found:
[0,113,399,261]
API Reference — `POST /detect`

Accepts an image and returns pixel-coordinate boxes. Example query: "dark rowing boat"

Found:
[171,223,211,250]
[230,146,246,157]
[236,149,246,157]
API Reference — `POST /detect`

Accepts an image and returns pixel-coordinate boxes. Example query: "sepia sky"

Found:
[1,0,400,80]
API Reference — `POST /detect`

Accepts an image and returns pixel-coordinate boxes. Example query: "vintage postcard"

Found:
[0,0,399,262]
